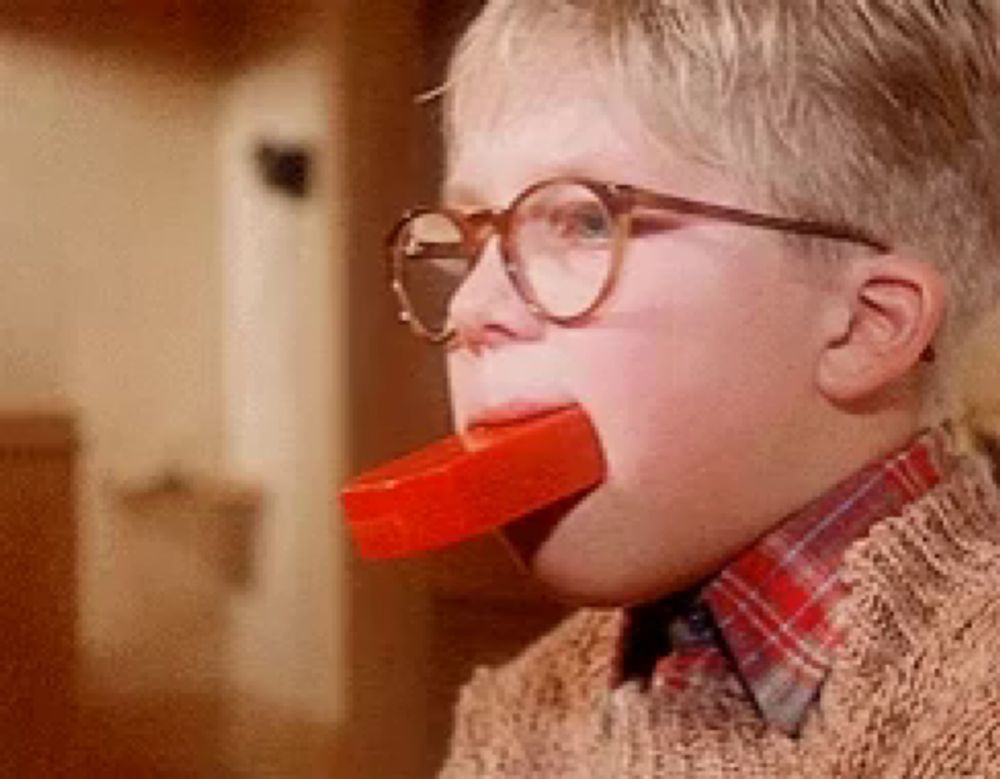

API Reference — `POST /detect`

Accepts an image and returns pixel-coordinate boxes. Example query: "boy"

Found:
[386,1,1000,775]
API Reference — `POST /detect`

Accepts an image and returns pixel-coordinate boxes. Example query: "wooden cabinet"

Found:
[0,411,78,775]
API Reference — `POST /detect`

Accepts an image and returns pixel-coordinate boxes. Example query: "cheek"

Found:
[561,289,816,489]
[557,327,692,485]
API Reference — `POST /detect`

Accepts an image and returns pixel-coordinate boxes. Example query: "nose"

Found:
[447,238,546,351]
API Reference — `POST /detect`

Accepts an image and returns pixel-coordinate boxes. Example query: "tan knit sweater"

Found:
[440,455,1000,777]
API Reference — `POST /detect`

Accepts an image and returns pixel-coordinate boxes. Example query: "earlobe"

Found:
[816,255,945,406]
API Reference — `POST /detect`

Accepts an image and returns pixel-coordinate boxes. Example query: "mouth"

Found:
[463,400,578,432]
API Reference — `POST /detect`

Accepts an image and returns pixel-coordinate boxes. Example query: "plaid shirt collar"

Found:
[617,427,956,735]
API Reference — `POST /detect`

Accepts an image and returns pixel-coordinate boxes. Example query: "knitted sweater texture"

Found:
[440,455,1000,777]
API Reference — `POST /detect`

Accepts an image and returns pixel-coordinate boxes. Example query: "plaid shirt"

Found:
[617,427,955,735]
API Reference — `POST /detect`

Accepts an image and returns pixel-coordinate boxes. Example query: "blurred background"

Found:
[0,1,572,776]
[4,3,1000,778]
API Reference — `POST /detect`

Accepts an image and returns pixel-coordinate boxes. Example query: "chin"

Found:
[524,559,648,608]
[525,544,691,608]
[496,490,688,609]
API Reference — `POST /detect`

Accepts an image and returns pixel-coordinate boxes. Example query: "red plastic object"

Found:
[340,405,605,559]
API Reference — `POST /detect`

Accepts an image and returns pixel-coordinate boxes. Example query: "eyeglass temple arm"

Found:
[625,187,890,252]
[623,188,934,359]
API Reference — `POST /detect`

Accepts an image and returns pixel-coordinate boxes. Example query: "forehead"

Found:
[443,28,634,195]
[441,20,750,209]
[442,85,733,214]
[442,63,714,212]
[445,97,639,201]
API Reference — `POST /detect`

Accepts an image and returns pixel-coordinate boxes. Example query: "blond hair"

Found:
[444,0,1000,426]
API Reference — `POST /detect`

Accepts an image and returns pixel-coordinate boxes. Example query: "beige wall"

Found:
[1,2,582,775]
[0,33,222,427]
[0,26,226,649]
[0,6,348,771]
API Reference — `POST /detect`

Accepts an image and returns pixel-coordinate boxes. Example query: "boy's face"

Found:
[444,82,839,606]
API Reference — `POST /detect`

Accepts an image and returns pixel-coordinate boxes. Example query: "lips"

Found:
[463,400,578,431]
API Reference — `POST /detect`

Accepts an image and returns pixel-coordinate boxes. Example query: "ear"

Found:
[816,254,946,406]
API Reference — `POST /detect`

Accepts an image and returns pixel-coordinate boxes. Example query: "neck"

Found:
[777,392,924,520]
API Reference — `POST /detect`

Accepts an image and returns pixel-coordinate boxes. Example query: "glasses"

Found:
[386,177,890,344]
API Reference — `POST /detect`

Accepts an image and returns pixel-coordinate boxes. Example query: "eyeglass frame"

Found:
[386,176,891,345]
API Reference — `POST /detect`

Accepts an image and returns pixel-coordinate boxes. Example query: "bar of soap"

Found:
[340,405,604,559]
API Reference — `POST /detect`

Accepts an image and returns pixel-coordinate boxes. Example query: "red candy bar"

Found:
[340,405,605,559]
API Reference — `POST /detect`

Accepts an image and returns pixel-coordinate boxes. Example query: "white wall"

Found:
[219,33,343,723]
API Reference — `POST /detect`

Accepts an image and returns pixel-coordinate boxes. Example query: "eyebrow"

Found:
[442,163,606,209]
[441,180,484,209]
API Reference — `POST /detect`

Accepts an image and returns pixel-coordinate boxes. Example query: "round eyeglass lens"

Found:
[510,181,616,320]
[394,211,471,337]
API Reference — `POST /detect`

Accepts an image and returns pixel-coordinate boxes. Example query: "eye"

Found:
[547,200,613,243]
